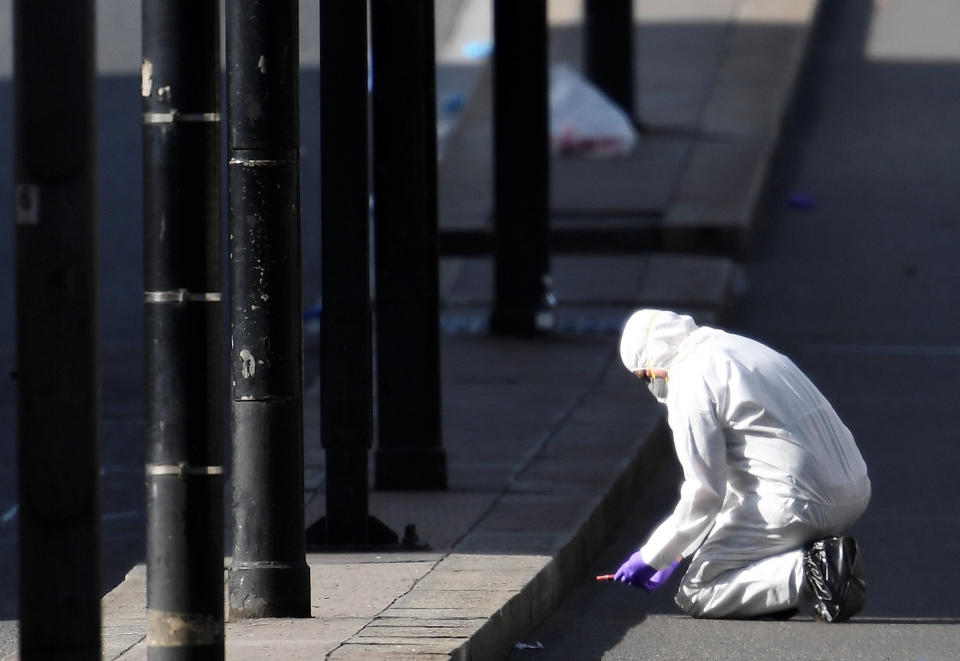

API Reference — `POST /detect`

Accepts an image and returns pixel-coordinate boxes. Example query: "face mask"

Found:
[648,375,668,402]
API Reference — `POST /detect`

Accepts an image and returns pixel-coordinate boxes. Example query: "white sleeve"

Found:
[640,404,727,570]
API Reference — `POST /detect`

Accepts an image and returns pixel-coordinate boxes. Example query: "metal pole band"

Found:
[146,464,224,477]
[144,290,222,304]
[143,111,221,124]
[229,150,299,165]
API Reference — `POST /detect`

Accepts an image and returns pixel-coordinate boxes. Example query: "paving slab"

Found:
[664,139,775,256]
[551,137,691,215]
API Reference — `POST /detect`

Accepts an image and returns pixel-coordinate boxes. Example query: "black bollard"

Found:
[490,0,553,337]
[226,0,310,618]
[371,0,447,490]
[584,0,636,119]
[14,1,101,658]
[142,1,225,658]
[316,0,377,545]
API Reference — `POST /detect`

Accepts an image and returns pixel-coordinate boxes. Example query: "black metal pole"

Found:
[142,1,224,657]
[584,0,636,118]
[318,0,375,544]
[14,1,101,658]
[490,0,553,337]
[226,0,310,618]
[371,0,447,490]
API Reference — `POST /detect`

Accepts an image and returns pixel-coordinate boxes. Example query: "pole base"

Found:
[305,517,429,552]
[148,642,223,661]
[227,563,311,620]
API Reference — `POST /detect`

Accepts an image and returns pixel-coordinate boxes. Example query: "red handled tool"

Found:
[595,574,616,582]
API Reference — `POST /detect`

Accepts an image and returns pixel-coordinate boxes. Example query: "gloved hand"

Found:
[642,559,680,591]
[614,551,679,591]
[613,551,656,588]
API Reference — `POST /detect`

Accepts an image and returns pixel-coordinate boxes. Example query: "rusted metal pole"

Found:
[143,1,225,657]
[226,0,310,618]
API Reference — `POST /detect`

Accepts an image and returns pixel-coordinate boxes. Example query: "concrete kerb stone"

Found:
[663,138,776,257]
[451,418,671,660]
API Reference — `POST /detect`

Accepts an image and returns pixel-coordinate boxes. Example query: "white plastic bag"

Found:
[549,62,638,157]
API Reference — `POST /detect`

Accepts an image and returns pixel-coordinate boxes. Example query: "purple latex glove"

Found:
[641,559,680,591]
[614,552,680,591]
[613,551,656,588]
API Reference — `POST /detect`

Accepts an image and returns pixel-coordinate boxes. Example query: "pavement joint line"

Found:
[510,346,621,486]
[358,555,447,613]
[691,15,738,134]
[110,637,143,660]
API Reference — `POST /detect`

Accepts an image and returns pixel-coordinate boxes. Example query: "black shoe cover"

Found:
[803,536,866,623]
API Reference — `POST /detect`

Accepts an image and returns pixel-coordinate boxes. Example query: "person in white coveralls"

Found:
[614,309,871,622]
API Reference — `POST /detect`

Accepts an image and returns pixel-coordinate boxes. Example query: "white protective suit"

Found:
[620,310,871,618]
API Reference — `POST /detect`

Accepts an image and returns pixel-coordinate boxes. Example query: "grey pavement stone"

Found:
[702,79,794,138]
[439,554,550,573]
[390,590,520,614]
[444,460,520,493]
[700,19,812,136]
[363,618,488,635]
[366,492,499,551]
[551,137,691,214]
[664,138,775,256]
[226,617,366,659]
[305,560,437,619]
[100,566,147,660]
[474,494,594,535]
[511,454,631,494]
[349,636,472,650]
[452,531,570,557]
[303,553,445,566]
[413,568,540,594]
[329,642,454,660]
[639,255,736,310]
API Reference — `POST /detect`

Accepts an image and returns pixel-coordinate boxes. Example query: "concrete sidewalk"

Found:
[7,1,818,660]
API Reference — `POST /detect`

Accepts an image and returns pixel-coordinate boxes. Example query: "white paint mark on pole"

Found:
[240,350,256,378]
[141,59,153,97]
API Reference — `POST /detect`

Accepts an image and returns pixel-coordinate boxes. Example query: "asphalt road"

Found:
[509,1,960,659]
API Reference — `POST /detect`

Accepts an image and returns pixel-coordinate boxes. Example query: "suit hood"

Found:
[619,309,699,373]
